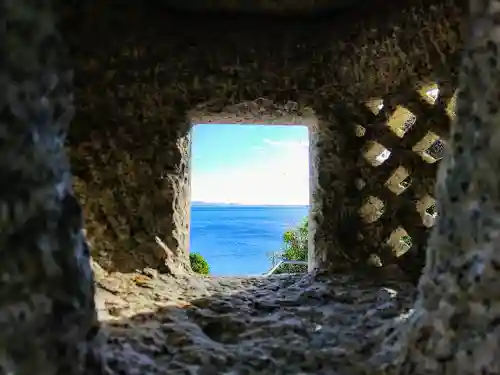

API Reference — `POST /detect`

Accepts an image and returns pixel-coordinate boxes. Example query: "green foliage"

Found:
[190,252,210,275]
[400,235,412,247]
[267,216,308,274]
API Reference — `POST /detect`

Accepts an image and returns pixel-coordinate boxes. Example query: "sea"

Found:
[190,203,309,276]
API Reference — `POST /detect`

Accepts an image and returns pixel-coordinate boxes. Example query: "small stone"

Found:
[132,275,153,288]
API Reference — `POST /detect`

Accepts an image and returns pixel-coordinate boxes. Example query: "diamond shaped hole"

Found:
[385,166,411,195]
[386,227,412,257]
[419,84,439,105]
[416,195,437,227]
[387,106,417,138]
[358,195,385,223]
[354,124,366,137]
[412,132,443,163]
[366,98,385,116]
[363,141,391,167]
[424,138,445,162]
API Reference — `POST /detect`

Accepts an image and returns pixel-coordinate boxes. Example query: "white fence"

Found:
[263,260,308,277]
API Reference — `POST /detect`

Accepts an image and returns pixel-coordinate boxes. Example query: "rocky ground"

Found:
[93,262,417,374]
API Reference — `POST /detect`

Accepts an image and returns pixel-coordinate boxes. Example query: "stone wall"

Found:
[159,0,365,14]
[62,0,463,275]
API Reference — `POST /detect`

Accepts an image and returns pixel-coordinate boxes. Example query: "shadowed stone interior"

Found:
[9,0,500,373]
[63,0,462,278]
[158,0,371,14]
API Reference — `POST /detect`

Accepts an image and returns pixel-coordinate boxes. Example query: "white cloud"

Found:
[192,138,309,205]
[263,139,309,149]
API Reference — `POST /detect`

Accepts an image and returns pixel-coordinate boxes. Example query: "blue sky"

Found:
[191,124,309,205]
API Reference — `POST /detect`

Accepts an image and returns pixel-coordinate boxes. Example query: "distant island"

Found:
[191,201,309,207]
[191,201,235,206]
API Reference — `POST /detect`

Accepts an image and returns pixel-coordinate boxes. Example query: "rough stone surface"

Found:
[63,0,463,276]
[0,1,106,374]
[4,0,499,374]
[367,1,500,373]
[93,263,415,374]
[160,0,369,14]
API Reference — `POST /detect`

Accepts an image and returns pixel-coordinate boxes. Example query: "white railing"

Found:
[263,260,308,277]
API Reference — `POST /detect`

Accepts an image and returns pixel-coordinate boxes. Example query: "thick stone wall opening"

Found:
[188,114,316,274]
[62,0,462,277]
[71,119,192,275]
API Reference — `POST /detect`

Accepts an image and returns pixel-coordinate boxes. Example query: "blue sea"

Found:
[190,203,309,276]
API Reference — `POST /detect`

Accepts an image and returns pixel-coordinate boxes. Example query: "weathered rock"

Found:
[4,0,497,374]
[0,1,105,374]
[93,266,415,374]
[160,0,367,14]
[368,2,500,373]
[62,0,463,276]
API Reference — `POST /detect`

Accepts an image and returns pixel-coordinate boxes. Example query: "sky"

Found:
[191,124,310,205]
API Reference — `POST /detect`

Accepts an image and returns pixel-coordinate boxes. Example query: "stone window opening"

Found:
[387,106,417,138]
[358,195,385,223]
[362,141,392,167]
[423,203,438,227]
[385,166,411,195]
[419,84,440,105]
[188,114,317,273]
[412,131,445,163]
[424,138,445,162]
[416,195,438,228]
[366,98,385,116]
[386,227,413,258]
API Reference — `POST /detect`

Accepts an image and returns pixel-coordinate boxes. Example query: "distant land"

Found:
[191,201,309,207]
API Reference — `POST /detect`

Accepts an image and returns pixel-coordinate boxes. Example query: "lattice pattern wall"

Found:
[351,82,457,277]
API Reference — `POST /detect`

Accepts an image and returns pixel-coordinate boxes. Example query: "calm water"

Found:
[190,204,309,276]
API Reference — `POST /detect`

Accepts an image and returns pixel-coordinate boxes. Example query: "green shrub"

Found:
[267,216,308,274]
[190,252,210,275]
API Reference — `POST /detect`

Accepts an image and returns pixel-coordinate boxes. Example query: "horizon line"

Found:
[191,201,310,207]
